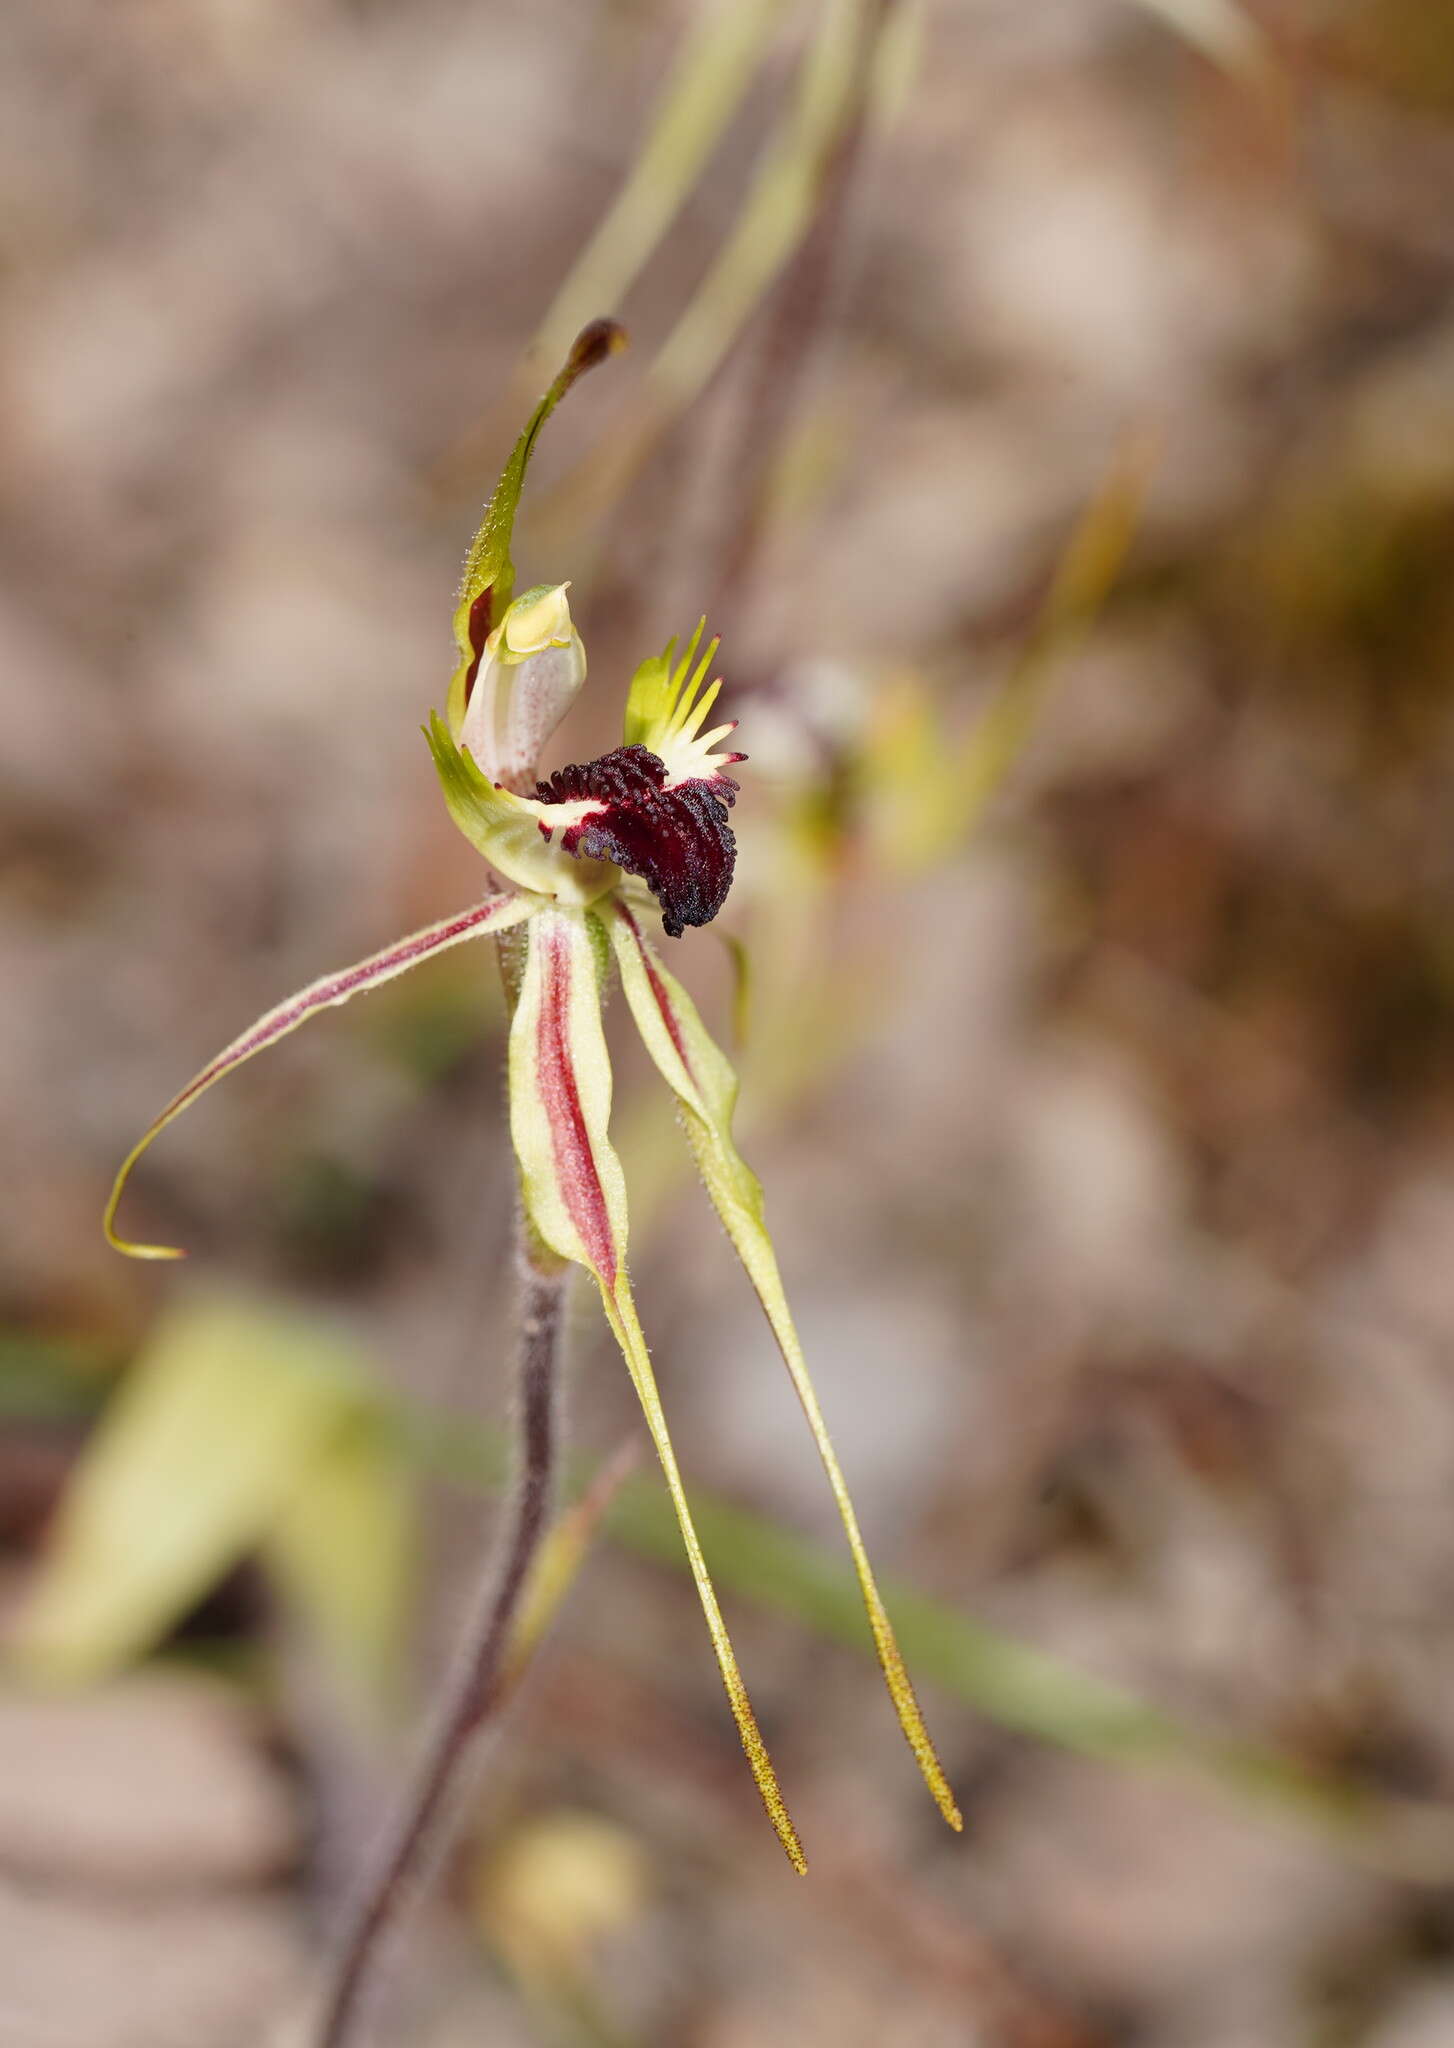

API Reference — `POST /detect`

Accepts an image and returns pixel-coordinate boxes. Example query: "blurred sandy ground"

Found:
[4,0,1454,2043]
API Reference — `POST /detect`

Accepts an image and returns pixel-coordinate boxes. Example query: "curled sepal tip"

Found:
[104,892,541,1260]
[608,901,963,1835]
[506,906,806,1870]
[447,319,628,737]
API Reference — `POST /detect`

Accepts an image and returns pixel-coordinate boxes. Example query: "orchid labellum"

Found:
[105,320,961,1870]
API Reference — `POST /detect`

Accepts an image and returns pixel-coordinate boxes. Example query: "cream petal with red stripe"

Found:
[507,906,806,1870]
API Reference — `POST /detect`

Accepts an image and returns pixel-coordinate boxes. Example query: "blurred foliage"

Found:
[0,1330,120,1425]
[534,0,893,547]
[1128,0,1273,80]
[532,0,784,367]
[13,1295,1454,1883]
[474,1810,653,2048]
[504,1443,643,1697]
[1330,0,1454,111]
[865,434,1154,877]
[266,1404,415,1714]
[11,1297,413,1707]
[416,1392,1454,1882]
[607,435,1149,1249]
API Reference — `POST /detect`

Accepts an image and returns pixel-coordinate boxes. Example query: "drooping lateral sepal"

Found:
[607,901,963,1834]
[537,743,738,937]
[446,319,626,738]
[104,891,542,1259]
[506,908,805,1869]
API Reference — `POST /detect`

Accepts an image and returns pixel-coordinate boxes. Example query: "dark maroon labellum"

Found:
[536,744,738,938]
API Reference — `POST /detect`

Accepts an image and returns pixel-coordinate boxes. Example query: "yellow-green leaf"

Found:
[266,1406,416,1716]
[14,1296,372,1688]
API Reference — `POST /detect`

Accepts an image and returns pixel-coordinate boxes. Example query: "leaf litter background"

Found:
[4,2,1454,2044]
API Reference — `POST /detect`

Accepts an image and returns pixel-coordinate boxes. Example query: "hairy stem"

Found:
[312,1248,566,2048]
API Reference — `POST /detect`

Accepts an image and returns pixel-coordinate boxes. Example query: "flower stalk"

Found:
[313,1244,567,2048]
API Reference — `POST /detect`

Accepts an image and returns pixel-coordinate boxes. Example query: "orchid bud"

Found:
[458,582,587,792]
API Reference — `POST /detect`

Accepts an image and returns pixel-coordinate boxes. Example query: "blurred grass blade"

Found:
[867,0,923,133]
[652,0,866,407]
[534,0,876,544]
[402,1399,1454,1874]
[872,432,1153,874]
[1127,0,1273,79]
[716,927,753,1051]
[534,0,786,364]
[266,1406,416,1714]
[1038,431,1157,639]
[16,1301,1432,1871]
[502,1440,641,1694]
[13,1296,373,1687]
[954,431,1153,820]
[602,1469,1418,1860]
[440,0,784,502]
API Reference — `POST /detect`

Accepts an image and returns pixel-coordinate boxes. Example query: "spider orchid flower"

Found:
[104,323,961,1871]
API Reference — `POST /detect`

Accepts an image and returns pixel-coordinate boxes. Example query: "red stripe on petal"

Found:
[620,907,695,1084]
[536,923,618,1284]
